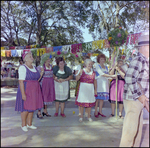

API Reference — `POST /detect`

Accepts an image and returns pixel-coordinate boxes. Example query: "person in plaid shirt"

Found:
[120,34,149,147]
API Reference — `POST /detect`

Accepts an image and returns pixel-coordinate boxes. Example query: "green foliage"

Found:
[108,26,127,47]
[14,38,27,46]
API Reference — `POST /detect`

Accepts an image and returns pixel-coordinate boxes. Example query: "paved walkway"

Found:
[1,87,149,147]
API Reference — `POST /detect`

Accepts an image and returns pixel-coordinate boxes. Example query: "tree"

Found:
[17,1,90,46]
[1,1,25,46]
[84,1,149,61]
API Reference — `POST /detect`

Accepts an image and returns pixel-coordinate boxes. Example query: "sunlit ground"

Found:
[1,87,149,147]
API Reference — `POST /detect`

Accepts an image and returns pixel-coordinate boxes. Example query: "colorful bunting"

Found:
[1,50,6,57]
[6,50,11,57]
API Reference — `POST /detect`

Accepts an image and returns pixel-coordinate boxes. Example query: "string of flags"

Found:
[1,32,142,58]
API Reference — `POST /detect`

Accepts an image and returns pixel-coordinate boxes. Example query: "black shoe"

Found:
[37,113,43,119]
[42,112,51,117]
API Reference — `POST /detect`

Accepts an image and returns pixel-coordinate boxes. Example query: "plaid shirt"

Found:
[123,52,149,101]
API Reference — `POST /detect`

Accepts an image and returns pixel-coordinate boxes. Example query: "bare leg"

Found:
[87,107,91,118]
[78,106,81,115]
[21,111,28,127]
[27,112,34,126]
[94,100,99,115]
[55,102,59,113]
[119,104,124,117]
[80,107,84,118]
[60,102,65,114]
[111,103,115,115]
[99,100,104,114]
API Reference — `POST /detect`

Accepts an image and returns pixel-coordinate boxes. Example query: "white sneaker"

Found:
[88,118,93,122]
[21,126,28,132]
[27,124,37,129]
[79,118,83,122]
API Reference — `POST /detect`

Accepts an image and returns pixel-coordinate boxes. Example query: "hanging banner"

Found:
[46,47,53,53]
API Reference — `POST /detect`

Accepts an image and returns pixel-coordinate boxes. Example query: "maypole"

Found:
[108,26,127,119]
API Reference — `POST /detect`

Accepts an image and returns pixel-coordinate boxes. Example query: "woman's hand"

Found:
[22,94,26,101]
[59,78,65,83]
[111,74,117,79]
[115,66,120,71]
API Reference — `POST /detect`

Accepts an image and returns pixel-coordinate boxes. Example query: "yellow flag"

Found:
[1,47,4,50]
[1,50,6,57]
[51,52,55,55]
[93,53,99,56]
[122,49,124,55]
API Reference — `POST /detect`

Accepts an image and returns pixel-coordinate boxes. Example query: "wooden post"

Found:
[115,46,119,119]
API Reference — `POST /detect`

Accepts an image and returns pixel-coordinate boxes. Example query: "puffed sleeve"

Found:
[18,65,26,80]
[75,65,81,76]
[96,64,105,76]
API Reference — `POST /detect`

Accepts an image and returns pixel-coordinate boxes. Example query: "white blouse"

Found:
[18,65,37,80]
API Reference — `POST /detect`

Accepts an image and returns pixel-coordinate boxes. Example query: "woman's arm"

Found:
[53,74,60,82]
[75,69,83,81]
[19,80,26,101]
[96,64,116,78]
[38,67,44,81]
[116,66,125,79]
[109,63,117,75]
[94,79,97,95]
[65,74,73,81]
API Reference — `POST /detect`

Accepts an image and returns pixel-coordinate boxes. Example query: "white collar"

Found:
[58,70,65,74]
[83,68,93,75]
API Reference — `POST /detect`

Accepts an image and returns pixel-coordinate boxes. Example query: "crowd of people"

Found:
[1,59,24,79]
[15,50,126,130]
[14,33,149,147]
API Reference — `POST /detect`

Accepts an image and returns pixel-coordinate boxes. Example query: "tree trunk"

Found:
[115,2,120,27]
[16,31,20,46]
[36,1,42,45]
[28,26,33,45]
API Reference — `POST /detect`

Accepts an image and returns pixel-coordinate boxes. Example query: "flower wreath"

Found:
[108,26,127,47]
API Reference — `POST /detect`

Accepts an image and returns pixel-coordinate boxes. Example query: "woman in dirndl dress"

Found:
[109,59,125,118]
[53,57,73,117]
[75,55,90,117]
[75,59,97,122]
[94,54,116,118]
[37,53,55,119]
[15,51,44,132]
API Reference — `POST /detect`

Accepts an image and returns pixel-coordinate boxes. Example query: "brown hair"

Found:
[97,54,106,63]
[82,55,90,61]
[56,57,65,65]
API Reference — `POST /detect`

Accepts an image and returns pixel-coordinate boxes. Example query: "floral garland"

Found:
[49,51,83,64]
[108,26,127,47]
